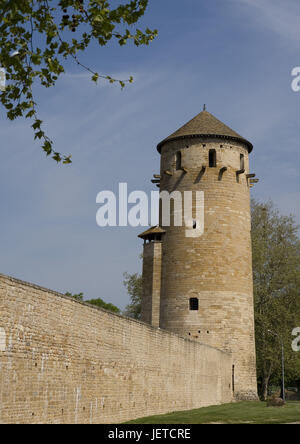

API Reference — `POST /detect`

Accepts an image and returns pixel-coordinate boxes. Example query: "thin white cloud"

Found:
[231,0,300,45]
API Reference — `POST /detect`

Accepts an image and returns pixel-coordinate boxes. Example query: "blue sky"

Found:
[1,0,300,309]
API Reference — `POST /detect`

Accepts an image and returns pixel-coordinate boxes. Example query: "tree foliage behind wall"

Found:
[65,292,120,313]
[123,272,142,319]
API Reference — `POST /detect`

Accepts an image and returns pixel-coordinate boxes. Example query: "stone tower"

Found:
[139,108,258,400]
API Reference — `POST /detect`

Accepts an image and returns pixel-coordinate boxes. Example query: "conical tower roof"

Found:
[138,226,166,240]
[157,109,253,153]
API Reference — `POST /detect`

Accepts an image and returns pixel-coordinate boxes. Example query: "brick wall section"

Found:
[0,273,232,424]
[141,241,162,327]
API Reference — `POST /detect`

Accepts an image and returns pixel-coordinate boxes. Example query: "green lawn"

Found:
[126,401,300,424]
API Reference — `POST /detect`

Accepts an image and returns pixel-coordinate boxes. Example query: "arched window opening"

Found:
[189,298,199,311]
[240,154,245,170]
[175,151,182,170]
[209,149,216,168]
[193,220,197,229]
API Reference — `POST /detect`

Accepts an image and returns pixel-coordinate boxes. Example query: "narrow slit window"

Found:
[232,365,235,393]
[209,149,216,168]
[175,151,182,170]
[193,220,197,229]
[240,154,245,170]
[189,298,199,311]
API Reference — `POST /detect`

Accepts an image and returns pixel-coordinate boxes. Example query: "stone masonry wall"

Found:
[141,241,162,327]
[0,273,232,424]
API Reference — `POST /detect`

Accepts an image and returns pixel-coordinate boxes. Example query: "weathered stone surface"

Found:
[142,131,258,401]
[141,241,162,327]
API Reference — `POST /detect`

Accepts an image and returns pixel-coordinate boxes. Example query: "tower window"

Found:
[175,151,182,170]
[240,154,245,170]
[189,298,199,311]
[209,149,216,168]
[193,220,197,229]
[232,365,235,393]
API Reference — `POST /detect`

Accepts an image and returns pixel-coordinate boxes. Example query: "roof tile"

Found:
[157,110,252,152]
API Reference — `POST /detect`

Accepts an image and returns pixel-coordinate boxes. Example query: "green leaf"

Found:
[42,140,53,156]
[32,119,42,130]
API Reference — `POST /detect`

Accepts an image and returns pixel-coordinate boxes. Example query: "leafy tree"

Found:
[123,271,142,319]
[65,291,83,300]
[65,291,120,313]
[252,199,300,400]
[0,0,157,163]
